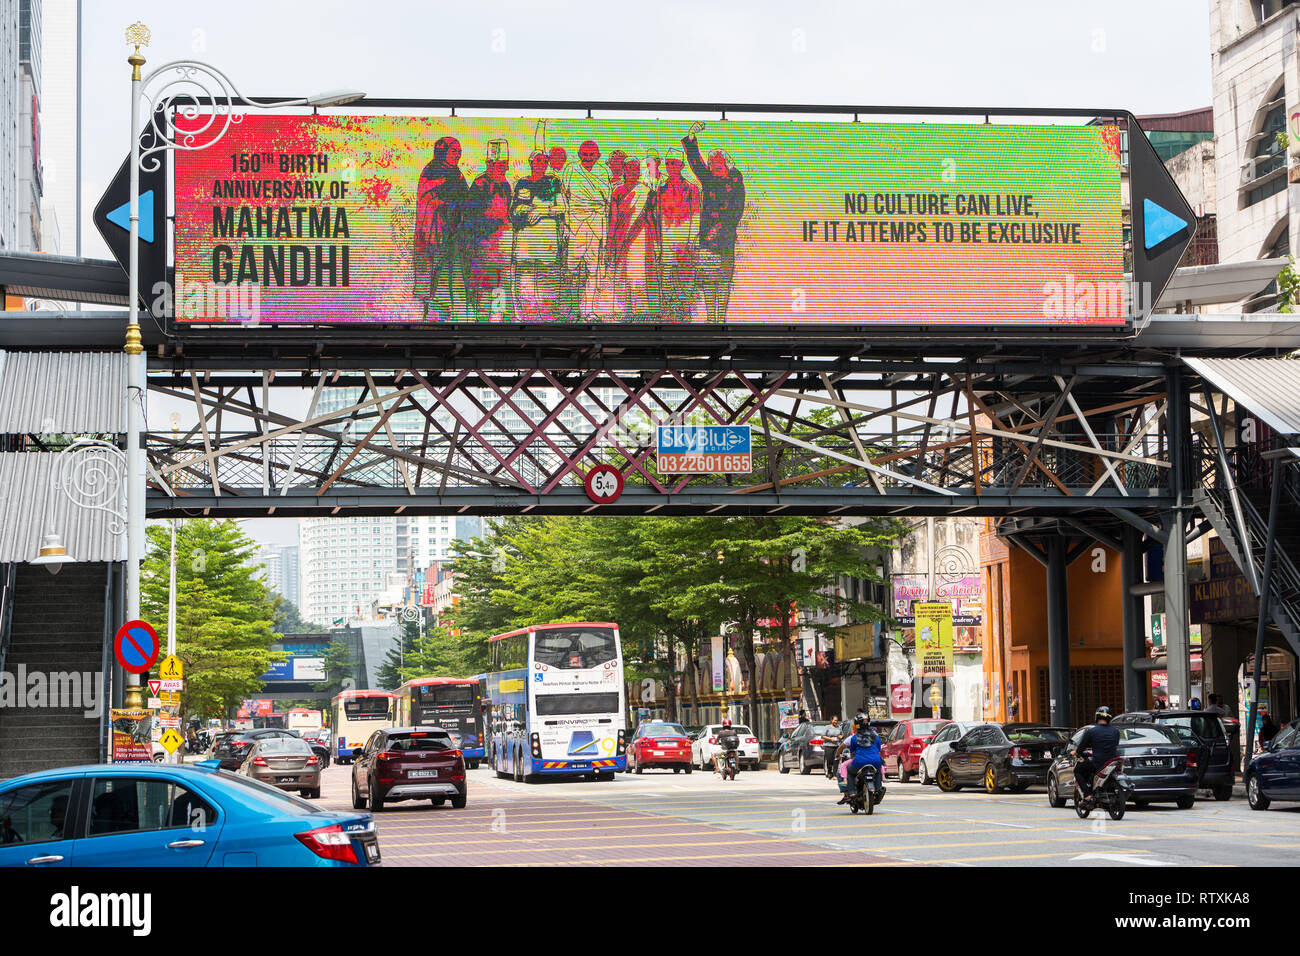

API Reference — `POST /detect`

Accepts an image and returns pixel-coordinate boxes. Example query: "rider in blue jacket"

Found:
[836,716,885,805]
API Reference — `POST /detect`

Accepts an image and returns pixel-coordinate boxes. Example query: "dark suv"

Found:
[351,726,467,812]
[1113,710,1235,800]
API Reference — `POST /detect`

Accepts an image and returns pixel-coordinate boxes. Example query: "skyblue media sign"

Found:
[656,425,752,475]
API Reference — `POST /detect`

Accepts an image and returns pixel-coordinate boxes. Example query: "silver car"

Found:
[240,736,322,798]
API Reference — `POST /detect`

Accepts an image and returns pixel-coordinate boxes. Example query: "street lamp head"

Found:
[32,532,71,575]
[305,89,366,108]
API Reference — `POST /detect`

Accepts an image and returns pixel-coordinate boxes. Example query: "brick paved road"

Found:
[316,762,1300,867]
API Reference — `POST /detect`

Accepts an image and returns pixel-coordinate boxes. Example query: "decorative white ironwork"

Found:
[136,60,288,172]
[58,439,128,538]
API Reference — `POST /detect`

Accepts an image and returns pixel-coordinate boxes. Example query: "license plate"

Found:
[277,776,296,783]
[364,842,380,863]
[652,750,665,756]
[409,769,438,778]
[1141,758,1171,767]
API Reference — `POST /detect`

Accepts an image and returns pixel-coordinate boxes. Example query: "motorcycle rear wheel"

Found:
[1107,800,1125,821]
[1073,786,1091,819]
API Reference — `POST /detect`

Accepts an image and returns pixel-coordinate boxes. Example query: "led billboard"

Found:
[172,115,1125,327]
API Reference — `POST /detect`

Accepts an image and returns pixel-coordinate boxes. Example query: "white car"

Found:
[691,724,762,771]
[917,721,993,785]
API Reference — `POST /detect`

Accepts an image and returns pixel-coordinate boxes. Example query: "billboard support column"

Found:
[1120,524,1146,712]
[1046,536,1071,727]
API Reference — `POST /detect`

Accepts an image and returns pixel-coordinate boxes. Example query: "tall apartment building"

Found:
[36,0,74,254]
[0,0,20,250]
[1210,0,1300,307]
[257,543,300,608]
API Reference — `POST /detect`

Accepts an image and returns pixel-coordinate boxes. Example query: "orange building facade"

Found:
[980,520,1136,727]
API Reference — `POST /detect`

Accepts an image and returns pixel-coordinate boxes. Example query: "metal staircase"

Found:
[1195,484,1300,657]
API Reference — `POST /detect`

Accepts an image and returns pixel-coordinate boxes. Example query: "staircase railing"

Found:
[0,563,15,679]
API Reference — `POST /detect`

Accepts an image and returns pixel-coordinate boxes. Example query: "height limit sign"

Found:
[583,465,624,504]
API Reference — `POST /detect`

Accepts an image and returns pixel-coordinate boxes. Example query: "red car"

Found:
[625,721,694,774]
[881,718,951,782]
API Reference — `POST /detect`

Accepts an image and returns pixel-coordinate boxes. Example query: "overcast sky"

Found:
[78,0,1214,549]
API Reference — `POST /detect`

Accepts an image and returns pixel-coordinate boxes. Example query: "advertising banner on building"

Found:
[109,709,153,764]
[711,636,724,693]
[834,622,877,662]
[890,682,914,715]
[172,115,1124,329]
[292,658,326,682]
[892,575,929,626]
[894,574,982,627]
[914,602,955,677]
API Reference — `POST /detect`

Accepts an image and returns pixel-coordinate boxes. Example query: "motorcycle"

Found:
[719,747,739,781]
[1073,754,1132,821]
[846,764,885,815]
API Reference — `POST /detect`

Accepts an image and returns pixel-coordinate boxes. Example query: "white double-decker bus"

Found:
[485,622,625,781]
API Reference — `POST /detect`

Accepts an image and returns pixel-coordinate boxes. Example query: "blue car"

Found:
[0,760,380,867]
[1246,722,1300,811]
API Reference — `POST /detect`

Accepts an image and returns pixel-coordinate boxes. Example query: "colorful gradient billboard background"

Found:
[172,115,1125,326]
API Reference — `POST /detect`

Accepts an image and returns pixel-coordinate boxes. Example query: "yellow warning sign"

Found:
[159,655,183,680]
[159,728,184,754]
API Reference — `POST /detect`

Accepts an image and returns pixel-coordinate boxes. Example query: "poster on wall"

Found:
[890,682,913,715]
[172,115,1125,329]
[109,709,153,764]
[892,575,928,626]
[777,699,801,730]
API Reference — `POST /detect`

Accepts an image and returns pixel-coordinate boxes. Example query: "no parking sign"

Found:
[114,620,160,675]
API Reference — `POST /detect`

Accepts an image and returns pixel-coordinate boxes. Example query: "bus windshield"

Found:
[533,627,617,670]
[343,697,390,719]
[419,684,474,706]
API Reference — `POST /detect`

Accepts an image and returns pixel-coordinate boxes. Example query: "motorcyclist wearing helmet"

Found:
[1074,706,1121,796]
[713,717,741,774]
[836,716,885,805]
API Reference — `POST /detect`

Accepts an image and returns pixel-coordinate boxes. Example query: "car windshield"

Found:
[211,770,323,812]
[808,724,833,736]
[644,724,687,737]
[386,732,452,751]
[1006,727,1069,743]
[257,738,311,754]
[910,720,946,735]
[1118,726,1179,745]
[1160,715,1226,741]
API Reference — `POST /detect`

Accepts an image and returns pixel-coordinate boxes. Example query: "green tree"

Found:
[141,520,280,721]
[314,640,356,698]
[375,616,421,690]
[270,593,317,636]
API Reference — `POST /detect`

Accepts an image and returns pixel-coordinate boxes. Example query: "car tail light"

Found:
[708,737,717,745]
[745,737,757,744]
[378,751,400,761]
[1008,747,1031,760]
[810,738,824,747]
[252,756,267,766]
[306,756,319,766]
[1186,751,1198,768]
[295,824,359,865]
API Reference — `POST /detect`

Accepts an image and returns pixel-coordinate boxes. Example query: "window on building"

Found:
[1245,89,1287,206]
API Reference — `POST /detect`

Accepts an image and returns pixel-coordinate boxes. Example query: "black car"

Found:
[1113,710,1234,800]
[935,723,1070,793]
[776,722,838,774]
[211,728,301,770]
[1047,723,1200,809]
[1245,721,1300,810]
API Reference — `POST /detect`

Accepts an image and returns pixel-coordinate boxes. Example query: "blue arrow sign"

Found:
[105,189,155,243]
[1142,198,1188,251]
